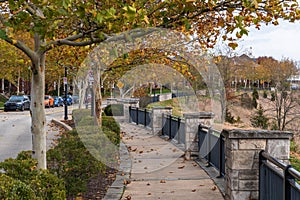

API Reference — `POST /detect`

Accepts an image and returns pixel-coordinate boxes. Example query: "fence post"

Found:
[144,108,147,126]
[177,117,181,143]
[136,107,139,125]
[259,150,267,200]
[284,165,293,200]
[168,115,172,139]
[217,135,224,178]
[206,127,212,167]
[222,129,292,200]
[129,106,132,123]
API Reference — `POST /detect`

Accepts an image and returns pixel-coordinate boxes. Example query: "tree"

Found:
[250,104,269,129]
[259,58,299,130]
[0,0,299,169]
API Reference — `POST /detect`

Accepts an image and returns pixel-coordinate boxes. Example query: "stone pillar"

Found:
[222,129,292,200]
[183,112,214,156]
[152,106,172,135]
[117,98,139,121]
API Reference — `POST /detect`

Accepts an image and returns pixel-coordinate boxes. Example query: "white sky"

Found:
[234,0,300,62]
[237,19,300,62]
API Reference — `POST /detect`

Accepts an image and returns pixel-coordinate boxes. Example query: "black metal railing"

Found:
[198,125,225,177]
[259,150,300,200]
[162,114,185,144]
[129,106,152,128]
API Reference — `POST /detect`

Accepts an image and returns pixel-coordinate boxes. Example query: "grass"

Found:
[146,97,184,117]
[290,155,300,172]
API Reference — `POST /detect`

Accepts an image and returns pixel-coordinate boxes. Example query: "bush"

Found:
[252,88,259,100]
[104,104,124,116]
[102,116,120,136]
[0,151,66,200]
[263,90,268,98]
[250,105,269,129]
[271,92,276,101]
[0,174,36,200]
[72,109,91,124]
[47,130,106,198]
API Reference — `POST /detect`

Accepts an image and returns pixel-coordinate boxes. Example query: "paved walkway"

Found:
[120,123,224,200]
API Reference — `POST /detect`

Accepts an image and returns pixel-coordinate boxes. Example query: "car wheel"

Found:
[20,105,24,111]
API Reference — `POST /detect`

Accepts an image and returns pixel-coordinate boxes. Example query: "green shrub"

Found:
[250,105,269,129]
[252,88,259,100]
[263,90,268,98]
[271,92,276,101]
[0,174,36,200]
[72,109,91,124]
[0,151,66,200]
[47,130,106,198]
[102,116,120,136]
[104,104,124,116]
[77,115,97,126]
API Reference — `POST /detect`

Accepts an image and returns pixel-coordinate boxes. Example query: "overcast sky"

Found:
[237,19,300,62]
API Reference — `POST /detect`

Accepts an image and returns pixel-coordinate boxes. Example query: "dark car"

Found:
[4,95,30,111]
[63,95,73,105]
[54,96,64,107]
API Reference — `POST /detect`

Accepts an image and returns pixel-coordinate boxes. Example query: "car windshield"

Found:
[9,96,23,102]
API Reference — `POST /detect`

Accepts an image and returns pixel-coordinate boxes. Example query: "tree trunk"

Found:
[31,56,46,169]
[1,78,4,93]
[17,69,20,95]
[31,34,47,169]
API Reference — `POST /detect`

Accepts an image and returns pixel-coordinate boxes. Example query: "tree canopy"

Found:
[0,0,299,169]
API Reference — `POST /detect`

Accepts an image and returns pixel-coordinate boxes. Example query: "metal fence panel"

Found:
[198,126,224,176]
[162,115,170,137]
[138,109,145,125]
[170,117,179,139]
[291,183,300,200]
[146,111,152,128]
[259,151,300,200]
[129,107,137,124]
[260,164,283,200]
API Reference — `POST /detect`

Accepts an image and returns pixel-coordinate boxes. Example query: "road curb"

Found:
[51,118,72,131]
[103,142,132,200]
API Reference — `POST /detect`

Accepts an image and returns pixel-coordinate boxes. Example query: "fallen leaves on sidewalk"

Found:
[178,165,185,169]
[160,180,166,183]
[211,186,217,191]
[125,195,131,200]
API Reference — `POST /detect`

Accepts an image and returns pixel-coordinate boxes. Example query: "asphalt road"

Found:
[0,106,74,162]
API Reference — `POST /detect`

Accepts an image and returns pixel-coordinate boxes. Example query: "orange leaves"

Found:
[228,42,238,50]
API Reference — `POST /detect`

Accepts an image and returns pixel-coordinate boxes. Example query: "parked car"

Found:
[63,95,73,105]
[4,95,30,111]
[53,96,64,107]
[44,95,54,108]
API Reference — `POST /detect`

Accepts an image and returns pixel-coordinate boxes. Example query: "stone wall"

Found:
[183,112,214,155]
[151,106,172,135]
[222,129,292,200]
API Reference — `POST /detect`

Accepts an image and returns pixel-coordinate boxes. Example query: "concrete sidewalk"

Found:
[120,123,224,200]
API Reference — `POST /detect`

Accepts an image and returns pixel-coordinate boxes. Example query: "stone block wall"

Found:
[151,106,172,135]
[222,129,292,200]
[183,112,214,154]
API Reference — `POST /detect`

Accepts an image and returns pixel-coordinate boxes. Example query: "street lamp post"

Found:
[64,66,68,120]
